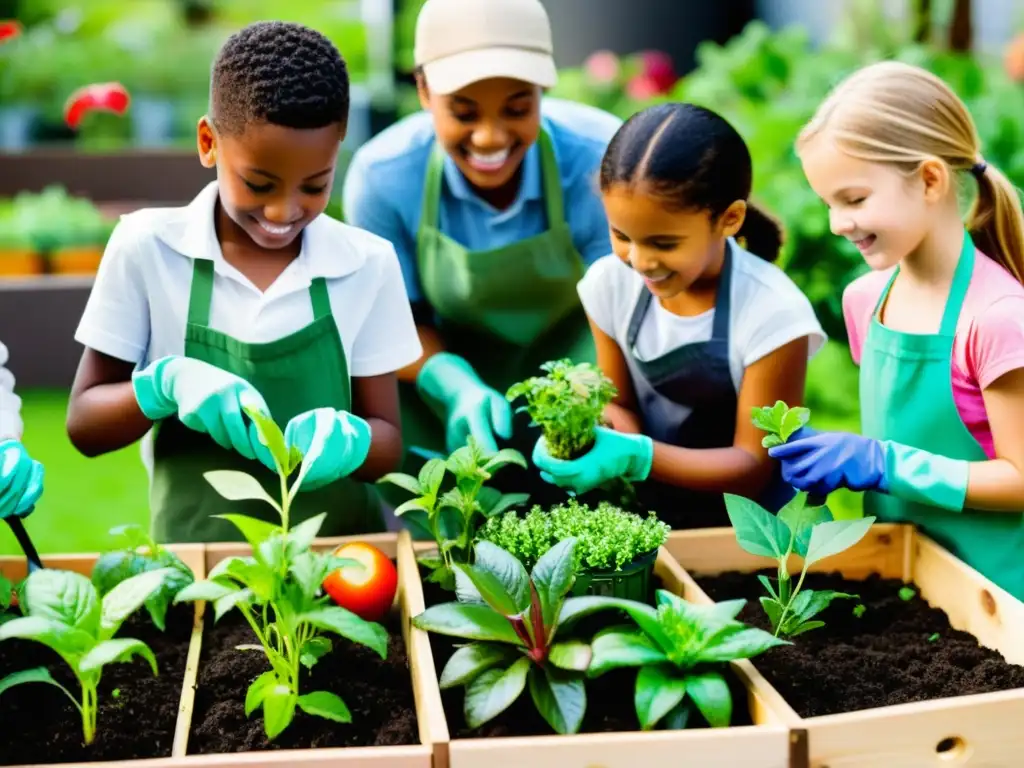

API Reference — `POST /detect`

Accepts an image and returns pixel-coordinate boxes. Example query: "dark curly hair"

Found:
[210,20,350,135]
[600,103,784,262]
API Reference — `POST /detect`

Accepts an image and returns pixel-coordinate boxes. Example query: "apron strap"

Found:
[417,141,446,259]
[309,277,333,321]
[536,129,565,227]
[187,258,215,327]
[938,230,976,337]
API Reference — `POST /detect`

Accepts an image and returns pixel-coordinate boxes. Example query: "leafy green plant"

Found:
[412,537,641,734]
[0,566,174,744]
[478,499,669,573]
[588,590,787,730]
[92,523,195,631]
[506,359,618,460]
[378,437,528,590]
[752,400,810,449]
[725,491,875,637]
[172,407,388,740]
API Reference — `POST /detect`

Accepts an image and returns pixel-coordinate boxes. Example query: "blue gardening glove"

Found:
[132,355,270,461]
[255,407,372,491]
[0,440,43,520]
[416,352,512,454]
[768,428,969,512]
[532,426,653,495]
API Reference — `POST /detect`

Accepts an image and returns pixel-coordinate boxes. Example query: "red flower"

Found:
[0,20,22,43]
[63,82,131,129]
[584,49,621,84]
[626,74,662,101]
[639,50,677,94]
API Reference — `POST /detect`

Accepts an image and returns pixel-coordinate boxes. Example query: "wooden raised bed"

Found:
[0,543,206,768]
[664,523,1024,767]
[411,541,799,768]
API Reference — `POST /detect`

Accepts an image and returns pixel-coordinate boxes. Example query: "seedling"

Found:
[588,592,787,730]
[752,400,810,449]
[412,538,642,734]
[853,603,866,619]
[899,586,916,601]
[92,523,195,631]
[0,566,173,744]
[725,491,875,637]
[506,359,618,460]
[173,407,389,740]
[378,436,527,590]
[928,633,940,642]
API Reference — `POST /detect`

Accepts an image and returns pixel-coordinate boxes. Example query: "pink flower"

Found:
[584,49,621,84]
[626,74,661,101]
[639,50,677,94]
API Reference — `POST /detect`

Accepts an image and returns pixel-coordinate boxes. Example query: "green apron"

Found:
[390,130,596,511]
[860,230,1024,599]
[149,257,385,544]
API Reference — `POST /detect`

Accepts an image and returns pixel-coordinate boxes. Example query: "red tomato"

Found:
[0,20,21,43]
[322,542,397,623]
[63,82,131,129]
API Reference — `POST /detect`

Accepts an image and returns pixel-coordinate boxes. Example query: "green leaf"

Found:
[804,516,875,567]
[0,616,93,658]
[213,588,253,621]
[483,448,528,472]
[635,665,687,731]
[174,580,237,604]
[297,690,352,723]
[694,622,789,663]
[761,434,785,449]
[0,666,72,702]
[760,596,783,633]
[262,684,297,740]
[779,406,810,441]
[530,538,577,629]
[245,671,277,717]
[244,406,290,473]
[559,596,666,649]
[788,620,826,636]
[789,589,854,625]
[458,542,530,616]
[80,638,158,675]
[108,523,153,552]
[778,493,833,557]
[751,405,780,433]
[286,514,326,557]
[23,569,101,634]
[588,629,667,676]
[464,656,530,728]
[213,514,281,551]
[528,664,586,735]
[413,603,522,645]
[686,671,732,728]
[377,472,422,496]
[724,494,791,559]
[299,637,333,670]
[418,459,447,493]
[548,640,592,672]
[101,568,174,634]
[394,498,431,517]
[203,470,279,508]
[479,490,530,518]
[757,575,779,600]
[453,568,484,604]
[303,607,388,659]
[439,642,515,689]
[663,701,691,731]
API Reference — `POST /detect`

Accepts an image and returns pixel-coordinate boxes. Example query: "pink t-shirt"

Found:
[843,249,1024,458]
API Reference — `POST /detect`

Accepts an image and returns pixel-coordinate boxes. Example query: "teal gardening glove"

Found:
[255,407,372,492]
[416,352,513,454]
[532,425,653,495]
[132,355,271,461]
[0,440,43,519]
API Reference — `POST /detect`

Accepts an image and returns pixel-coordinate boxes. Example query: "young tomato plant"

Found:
[506,359,618,460]
[725,491,875,637]
[412,538,638,734]
[173,407,389,740]
[589,591,787,730]
[752,400,810,449]
[378,436,528,590]
[92,523,195,631]
[0,567,174,744]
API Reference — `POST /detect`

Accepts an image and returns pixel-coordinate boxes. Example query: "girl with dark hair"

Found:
[532,102,826,528]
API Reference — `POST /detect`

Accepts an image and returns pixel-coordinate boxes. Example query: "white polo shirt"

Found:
[0,341,23,441]
[75,181,423,377]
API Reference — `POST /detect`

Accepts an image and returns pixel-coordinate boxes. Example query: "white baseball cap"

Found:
[414,0,557,95]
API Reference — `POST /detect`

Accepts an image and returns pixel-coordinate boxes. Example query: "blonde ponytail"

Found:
[797,60,1024,285]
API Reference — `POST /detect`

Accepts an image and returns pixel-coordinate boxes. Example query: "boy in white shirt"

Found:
[68,21,422,543]
[0,342,44,520]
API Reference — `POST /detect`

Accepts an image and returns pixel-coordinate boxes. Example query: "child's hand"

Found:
[532,426,653,495]
[0,440,43,519]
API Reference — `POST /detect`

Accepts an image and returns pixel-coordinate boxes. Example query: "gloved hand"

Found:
[532,426,653,495]
[132,355,270,461]
[768,427,969,511]
[256,407,372,491]
[416,352,512,454]
[0,440,43,520]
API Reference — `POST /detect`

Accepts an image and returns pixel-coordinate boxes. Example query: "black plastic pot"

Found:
[570,548,658,601]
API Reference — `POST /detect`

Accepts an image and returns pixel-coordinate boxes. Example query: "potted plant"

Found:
[0,199,43,277]
[477,499,670,600]
[47,194,112,275]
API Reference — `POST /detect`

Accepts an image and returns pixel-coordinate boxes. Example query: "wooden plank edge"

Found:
[167,544,208,759]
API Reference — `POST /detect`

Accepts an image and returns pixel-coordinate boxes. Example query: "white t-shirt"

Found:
[0,341,23,441]
[578,243,827,394]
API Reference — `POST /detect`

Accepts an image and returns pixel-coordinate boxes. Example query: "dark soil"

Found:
[187,594,419,753]
[696,569,1024,717]
[420,570,753,737]
[0,603,194,765]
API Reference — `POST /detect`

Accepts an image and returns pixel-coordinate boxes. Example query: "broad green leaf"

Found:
[770,400,786,427]
[751,405,779,433]
[459,541,530,616]
[297,690,352,723]
[663,701,691,730]
[548,640,592,672]
[245,671,277,716]
[761,434,785,449]
[23,569,101,634]
[244,406,290,472]
[0,666,74,704]
[80,638,157,675]
[108,523,152,552]
[453,568,484,604]
[655,590,745,624]
[804,516,875,567]
[286,514,327,557]
[299,637,332,670]
[418,459,447,493]
[487,492,530,518]
[528,664,586,735]
[394,498,430,517]
[303,607,388,658]
[213,589,253,621]
[686,671,732,727]
[143,555,195,631]
[213,514,281,552]
[530,538,577,629]
[287,445,305,475]
[413,603,522,645]
[779,406,810,441]
[0,574,10,610]
[464,657,530,729]
[778,493,833,557]
[262,684,298,740]
[560,596,666,649]
[635,665,687,730]
[789,589,855,626]
[483,448,528,472]
[760,596,783,633]
[206,555,255,582]
[439,642,513,689]
[588,629,667,676]
[757,575,779,600]
[203,470,279,508]
[695,622,789,663]
[0,616,94,658]
[378,472,422,496]
[789,620,826,636]
[174,580,237,604]
[724,494,791,559]
[101,568,174,633]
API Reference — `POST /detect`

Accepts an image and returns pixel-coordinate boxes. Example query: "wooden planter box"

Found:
[664,524,1024,767]
[411,542,799,768]
[0,543,207,768]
